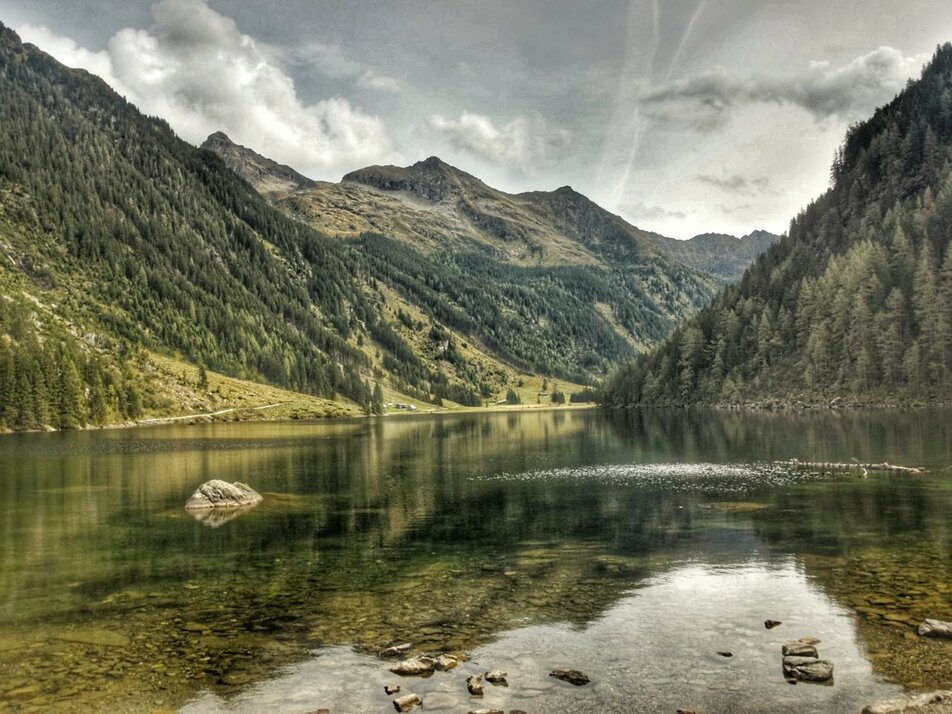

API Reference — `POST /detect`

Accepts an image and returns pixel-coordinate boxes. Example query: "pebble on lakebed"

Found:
[484,670,508,685]
[392,693,421,712]
[381,643,413,657]
[466,673,484,696]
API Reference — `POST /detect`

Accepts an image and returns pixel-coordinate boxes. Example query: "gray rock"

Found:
[918,619,952,639]
[433,654,459,671]
[393,693,422,712]
[484,670,507,685]
[184,480,262,510]
[862,690,952,713]
[390,657,436,676]
[384,684,401,695]
[381,643,413,657]
[466,674,484,696]
[782,656,833,682]
[782,640,819,658]
[550,668,591,686]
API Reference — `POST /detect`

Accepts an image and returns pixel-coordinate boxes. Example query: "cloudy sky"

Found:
[3,0,952,238]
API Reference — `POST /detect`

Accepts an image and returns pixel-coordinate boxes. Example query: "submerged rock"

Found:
[384,684,401,695]
[433,654,459,671]
[184,480,262,510]
[782,656,833,682]
[918,619,952,639]
[390,657,436,676]
[550,668,591,686]
[466,674,484,696]
[484,670,508,685]
[467,709,504,714]
[393,693,421,712]
[782,640,819,658]
[716,651,733,658]
[862,690,952,714]
[381,643,413,657]
[764,620,782,629]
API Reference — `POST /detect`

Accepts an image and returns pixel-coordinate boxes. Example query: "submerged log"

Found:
[777,459,926,475]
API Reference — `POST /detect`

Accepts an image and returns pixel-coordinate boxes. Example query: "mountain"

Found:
[201,137,731,365]
[603,44,952,408]
[0,20,722,430]
[202,136,784,372]
[648,230,781,283]
[209,132,776,281]
[201,131,315,194]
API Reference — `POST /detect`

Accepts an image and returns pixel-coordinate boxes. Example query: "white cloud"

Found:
[283,40,401,93]
[18,0,399,178]
[427,111,570,170]
[639,46,929,131]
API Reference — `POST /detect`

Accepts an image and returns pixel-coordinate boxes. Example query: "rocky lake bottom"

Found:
[0,409,951,712]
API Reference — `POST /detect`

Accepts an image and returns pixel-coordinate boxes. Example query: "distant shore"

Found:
[0,401,599,435]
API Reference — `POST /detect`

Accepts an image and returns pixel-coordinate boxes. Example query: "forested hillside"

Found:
[204,136,778,380]
[0,20,705,430]
[604,44,952,407]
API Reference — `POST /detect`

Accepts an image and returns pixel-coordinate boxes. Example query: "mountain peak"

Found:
[0,21,22,52]
[417,155,450,169]
[343,156,486,203]
[200,131,314,194]
[203,131,234,146]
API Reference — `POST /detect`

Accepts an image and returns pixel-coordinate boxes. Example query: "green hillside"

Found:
[0,21,653,430]
[604,44,952,408]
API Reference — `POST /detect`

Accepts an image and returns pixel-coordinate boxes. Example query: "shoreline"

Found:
[0,401,599,436]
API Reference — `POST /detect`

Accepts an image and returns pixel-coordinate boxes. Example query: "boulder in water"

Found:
[185,480,263,510]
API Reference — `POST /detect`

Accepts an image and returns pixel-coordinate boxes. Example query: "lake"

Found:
[1,409,951,712]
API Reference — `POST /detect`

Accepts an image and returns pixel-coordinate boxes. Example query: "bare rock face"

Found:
[185,480,263,510]
[918,619,952,639]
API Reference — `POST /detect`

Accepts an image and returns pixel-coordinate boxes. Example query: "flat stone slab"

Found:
[782,655,833,682]
[782,639,819,658]
[390,656,436,676]
[185,480,263,510]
